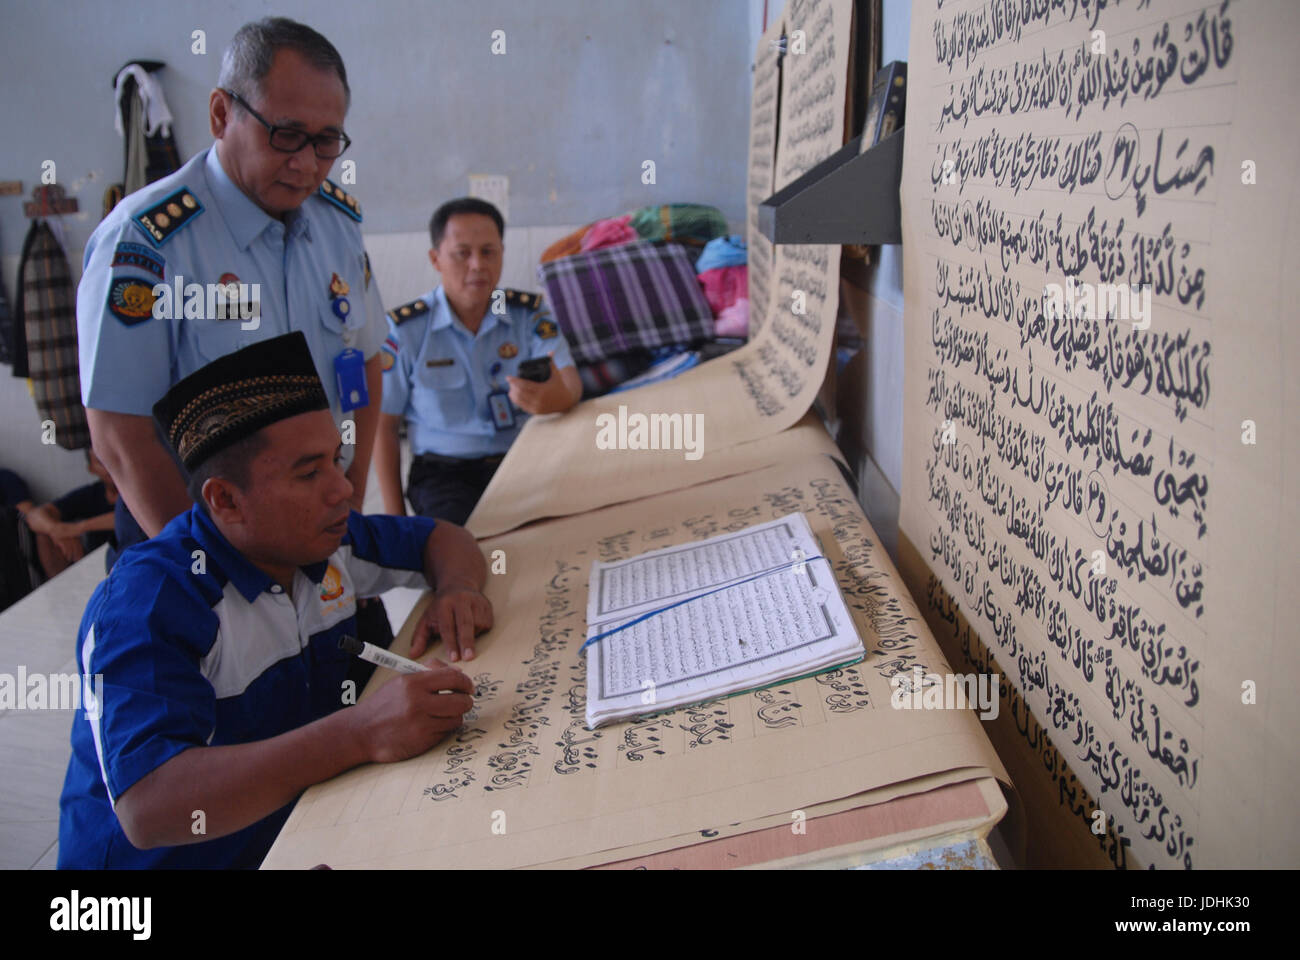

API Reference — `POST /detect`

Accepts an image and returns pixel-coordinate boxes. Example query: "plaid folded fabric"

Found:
[538,241,714,365]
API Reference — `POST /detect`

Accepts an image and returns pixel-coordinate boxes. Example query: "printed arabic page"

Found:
[585,513,865,726]
[588,511,819,620]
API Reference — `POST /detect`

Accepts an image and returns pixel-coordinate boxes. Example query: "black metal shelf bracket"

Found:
[758,127,904,245]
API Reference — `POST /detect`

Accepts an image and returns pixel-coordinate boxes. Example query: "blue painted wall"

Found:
[0,0,753,499]
[0,0,752,260]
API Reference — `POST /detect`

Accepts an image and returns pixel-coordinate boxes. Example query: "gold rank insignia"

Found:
[534,318,558,339]
[133,188,203,247]
[388,297,430,325]
[318,179,362,222]
[503,289,542,310]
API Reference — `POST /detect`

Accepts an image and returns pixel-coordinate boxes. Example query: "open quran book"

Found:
[583,512,865,728]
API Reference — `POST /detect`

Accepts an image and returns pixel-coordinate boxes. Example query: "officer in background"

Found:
[376,198,582,524]
[76,16,385,559]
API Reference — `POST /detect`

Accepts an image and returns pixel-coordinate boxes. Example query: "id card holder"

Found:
[487,390,515,431]
[334,347,369,412]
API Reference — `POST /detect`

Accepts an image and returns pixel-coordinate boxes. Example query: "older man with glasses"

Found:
[77,17,384,568]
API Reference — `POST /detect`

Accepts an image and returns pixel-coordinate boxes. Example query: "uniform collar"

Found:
[204,145,311,250]
[188,504,331,603]
[431,285,505,336]
[285,205,313,242]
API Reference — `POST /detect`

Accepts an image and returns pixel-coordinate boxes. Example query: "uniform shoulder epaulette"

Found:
[388,297,430,324]
[503,288,543,311]
[318,180,362,222]
[132,187,203,247]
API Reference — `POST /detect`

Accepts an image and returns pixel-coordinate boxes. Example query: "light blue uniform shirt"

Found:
[76,145,385,466]
[381,285,575,459]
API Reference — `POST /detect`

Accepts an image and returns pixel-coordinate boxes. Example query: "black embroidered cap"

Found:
[153,332,329,472]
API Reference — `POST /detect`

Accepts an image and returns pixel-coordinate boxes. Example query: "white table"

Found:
[0,545,108,868]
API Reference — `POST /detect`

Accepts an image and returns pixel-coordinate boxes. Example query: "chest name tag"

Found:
[335,348,369,412]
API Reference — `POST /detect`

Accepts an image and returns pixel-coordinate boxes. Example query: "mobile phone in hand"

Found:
[516,357,552,382]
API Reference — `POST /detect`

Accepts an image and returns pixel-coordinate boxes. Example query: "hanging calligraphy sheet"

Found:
[897,0,1300,867]
[468,0,854,540]
[747,13,785,337]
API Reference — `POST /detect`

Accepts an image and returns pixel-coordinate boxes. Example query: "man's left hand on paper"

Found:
[411,579,494,662]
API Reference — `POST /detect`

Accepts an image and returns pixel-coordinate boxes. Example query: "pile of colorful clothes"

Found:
[694,235,748,337]
[536,205,749,396]
[540,203,730,263]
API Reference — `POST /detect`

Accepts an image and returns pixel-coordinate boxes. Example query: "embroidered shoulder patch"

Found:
[534,317,558,340]
[388,297,429,325]
[111,241,164,280]
[380,335,399,371]
[107,277,158,325]
[319,180,362,222]
[133,188,203,247]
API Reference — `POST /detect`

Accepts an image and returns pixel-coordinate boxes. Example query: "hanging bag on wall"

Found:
[108,61,180,210]
[0,222,14,367]
[19,219,90,450]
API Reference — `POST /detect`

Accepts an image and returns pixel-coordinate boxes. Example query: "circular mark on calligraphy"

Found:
[1086,469,1111,538]
[961,199,978,252]
[1105,122,1141,202]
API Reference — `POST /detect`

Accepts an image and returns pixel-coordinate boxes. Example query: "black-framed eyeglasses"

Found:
[222,88,352,159]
